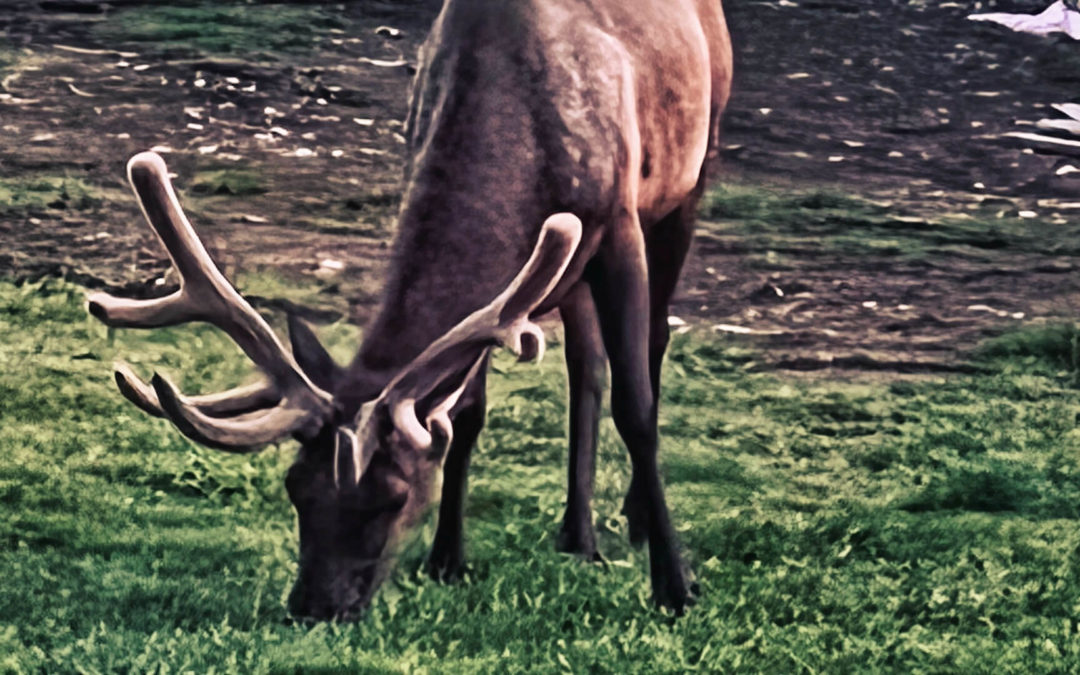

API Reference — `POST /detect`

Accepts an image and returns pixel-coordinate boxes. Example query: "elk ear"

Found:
[288,315,346,392]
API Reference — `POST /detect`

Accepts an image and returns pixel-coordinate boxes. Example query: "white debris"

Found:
[68,83,94,97]
[320,259,345,271]
[54,44,137,58]
[1053,102,1080,121]
[331,149,344,158]
[1018,210,1038,218]
[358,57,409,68]
[862,301,878,309]
[667,316,687,327]
[149,145,174,153]
[969,2,1080,40]
[712,324,782,336]
[375,25,403,38]
[352,117,375,126]
[198,145,219,155]
[1003,131,1080,150]
[968,304,1012,317]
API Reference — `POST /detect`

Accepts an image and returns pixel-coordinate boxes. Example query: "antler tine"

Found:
[88,152,333,449]
[114,361,279,419]
[379,213,582,449]
[151,373,322,452]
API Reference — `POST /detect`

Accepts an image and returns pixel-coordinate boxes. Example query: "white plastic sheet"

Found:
[968,1,1080,39]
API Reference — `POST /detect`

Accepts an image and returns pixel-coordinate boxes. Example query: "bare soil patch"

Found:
[1,0,1078,371]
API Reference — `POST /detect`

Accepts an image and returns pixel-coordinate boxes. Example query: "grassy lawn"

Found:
[2,277,1080,672]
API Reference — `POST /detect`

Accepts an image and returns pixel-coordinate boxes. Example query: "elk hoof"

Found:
[652,560,699,616]
[555,528,605,567]
[425,553,469,583]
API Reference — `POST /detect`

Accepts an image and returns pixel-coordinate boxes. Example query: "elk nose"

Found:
[287,581,336,622]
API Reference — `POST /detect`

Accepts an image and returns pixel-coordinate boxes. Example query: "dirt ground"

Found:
[2,0,1079,371]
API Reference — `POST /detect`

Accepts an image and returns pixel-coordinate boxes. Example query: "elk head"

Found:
[88,152,581,621]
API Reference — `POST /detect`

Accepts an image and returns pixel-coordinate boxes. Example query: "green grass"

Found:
[0,175,106,216]
[0,46,17,78]
[190,167,269,198]
[92,3,346,59]
[698,183,1080,263]
[3,277,1080,672]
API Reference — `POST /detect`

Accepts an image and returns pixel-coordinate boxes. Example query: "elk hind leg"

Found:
[623,185,701,546]
[590,216,691,613]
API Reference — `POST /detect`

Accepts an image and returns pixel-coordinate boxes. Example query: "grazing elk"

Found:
[88,0,731,620]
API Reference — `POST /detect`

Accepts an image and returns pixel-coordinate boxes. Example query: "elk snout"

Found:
[287,576,365,622]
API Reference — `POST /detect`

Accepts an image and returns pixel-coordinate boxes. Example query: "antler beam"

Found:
[379,213,582,450]
[88,152,333,450]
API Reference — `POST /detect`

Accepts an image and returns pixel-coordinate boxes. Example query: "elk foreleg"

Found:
[556,281,606,560]
[591,216,692,613]
[426,357,488,582]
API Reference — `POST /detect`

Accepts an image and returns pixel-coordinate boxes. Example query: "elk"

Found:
[88,0,732,620]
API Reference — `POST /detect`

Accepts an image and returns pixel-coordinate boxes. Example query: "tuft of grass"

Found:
[0,175,105,215]
[93,3,346,59]
[975,323,1080,380]
[190,167,268,197]
[4,278,1080,671]
[0,46,18,77]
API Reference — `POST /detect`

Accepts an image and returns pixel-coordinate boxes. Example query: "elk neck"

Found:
[338,0,592,413]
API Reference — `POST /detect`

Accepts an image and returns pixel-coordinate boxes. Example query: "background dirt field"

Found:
[2,0,1079,370]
